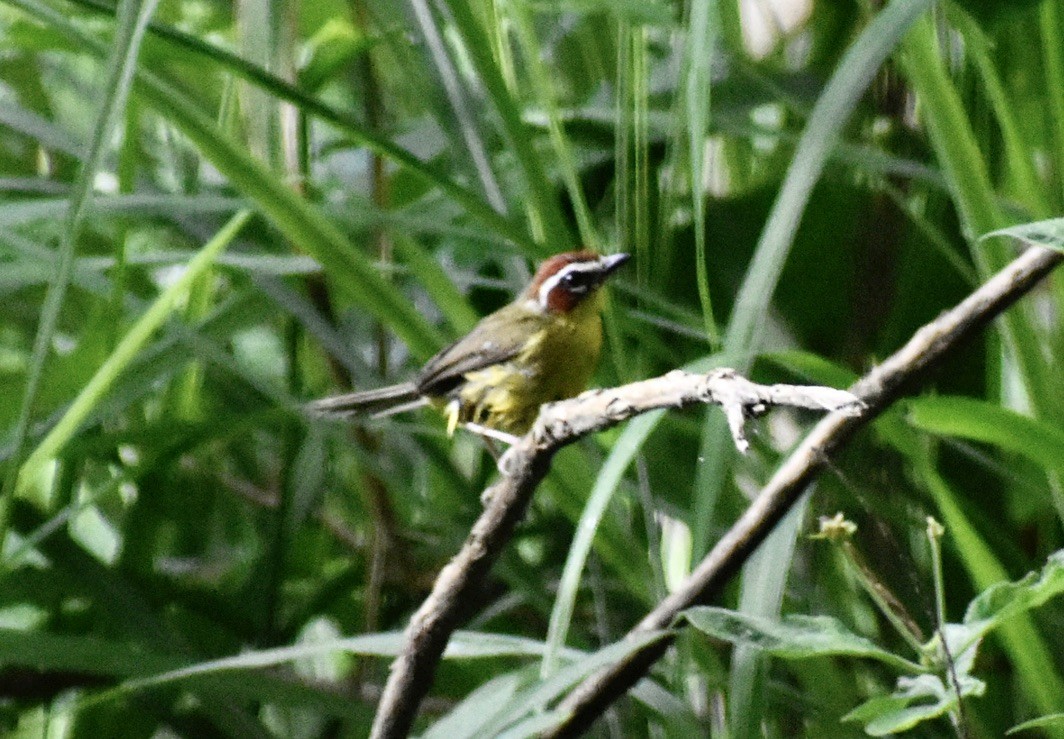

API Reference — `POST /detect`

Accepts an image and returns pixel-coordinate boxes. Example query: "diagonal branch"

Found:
[368,373,865,738]
[369,244,1061,739]
[545,244,1063,737]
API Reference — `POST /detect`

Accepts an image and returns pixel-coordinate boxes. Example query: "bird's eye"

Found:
[559,271,590,293]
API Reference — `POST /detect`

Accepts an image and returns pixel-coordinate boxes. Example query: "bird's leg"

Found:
[462,424,522,506]
[463,422,521,447]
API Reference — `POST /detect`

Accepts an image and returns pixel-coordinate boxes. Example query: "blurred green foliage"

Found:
[0,0,1062,736]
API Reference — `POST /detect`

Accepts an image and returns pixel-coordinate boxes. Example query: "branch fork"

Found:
[369,246,1062,739]
[372,367,866,739]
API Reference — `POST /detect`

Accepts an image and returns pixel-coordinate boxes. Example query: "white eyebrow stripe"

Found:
[536,260,602,308]
[536,271,564,309]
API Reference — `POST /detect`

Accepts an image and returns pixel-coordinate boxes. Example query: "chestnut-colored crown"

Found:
[525,250,629,313]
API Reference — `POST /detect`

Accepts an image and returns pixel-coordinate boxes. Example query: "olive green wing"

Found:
[416,307,544,396]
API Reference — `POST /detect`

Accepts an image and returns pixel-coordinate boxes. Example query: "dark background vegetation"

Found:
[1,0,1063,735]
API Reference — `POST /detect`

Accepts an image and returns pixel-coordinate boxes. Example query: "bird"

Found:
[308,250,630,443]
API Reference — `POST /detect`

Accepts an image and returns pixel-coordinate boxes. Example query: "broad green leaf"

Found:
[962,550,1064,643]
[683,607,924,673]
[911,450,1064,723]
[844,673,985,736]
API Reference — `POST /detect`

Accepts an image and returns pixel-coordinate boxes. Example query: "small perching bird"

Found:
[309,251,630,443]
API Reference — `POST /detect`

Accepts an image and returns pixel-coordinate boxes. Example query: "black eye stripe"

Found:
[536,261,605,307]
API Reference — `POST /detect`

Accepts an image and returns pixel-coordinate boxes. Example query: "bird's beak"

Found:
[597,252,631,278]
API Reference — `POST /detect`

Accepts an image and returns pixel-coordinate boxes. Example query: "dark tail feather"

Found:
[306,382,423,419]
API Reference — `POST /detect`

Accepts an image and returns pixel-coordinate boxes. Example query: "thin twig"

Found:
[546,245,1062,737]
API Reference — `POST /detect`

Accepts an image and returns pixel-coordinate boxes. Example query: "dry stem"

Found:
[370,245,1062,739]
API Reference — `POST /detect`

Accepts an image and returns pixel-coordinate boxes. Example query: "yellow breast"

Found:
[448,296,604,435]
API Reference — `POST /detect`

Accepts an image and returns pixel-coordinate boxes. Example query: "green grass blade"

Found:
[954,13,1051,218]
[407,0,507,212]
[509,2,598,249]
[64,0,529,247]
[0,98,82,157]
[0,0,160,542]
[17,211,252,489]
[444,0,574,251]
[683,0,720,342]
[906,395,1064,522]
[729,496,809,739]
[1040,0,1064,207]
[726,0,932,357]
[144,77,445,358]
[903,18,1064,438]
[3,0,445,359]
[700,2,935,722]
[540,410,664,678]
[907,396,1064,474]
[394,234,479,333]
[693,0,933,559]
[899,15,1003,254]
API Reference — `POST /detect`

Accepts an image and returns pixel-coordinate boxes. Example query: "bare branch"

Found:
[368,371,864,737]
[510,367,864,467]
[546,245,1063,737]
[369,245,1061,739]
